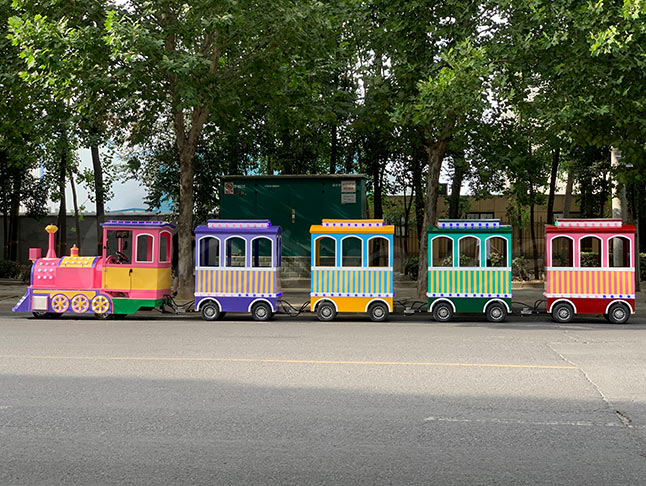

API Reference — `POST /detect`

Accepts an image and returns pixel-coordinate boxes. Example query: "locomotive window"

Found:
[431,236,453,267]
[486,237,507,267]
[342,236,362,267]
[459,237,480,267]
[226,237,246,267]
[252,237,273,268]
[608,236,631,267]
[368,237,389,267]
[580,236,601,267]
[105,230,132,264]
[199,237,220,267]
[315,237,336,267]
[159,232,171,263]
[136,234,154,263]
[551,236,573,267]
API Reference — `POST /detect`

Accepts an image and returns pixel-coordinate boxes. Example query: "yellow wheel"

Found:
[91,294,111,316]
[71,294,90,314]
[51,294,69,314]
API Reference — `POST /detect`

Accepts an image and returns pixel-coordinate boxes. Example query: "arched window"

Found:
[342,236,362,267]
[368,237,389,267]
[251,237,273,268]
[486,237,507,268]
[551,236,573,267]
[459,236,480,267]
[226,237,246,267]
[135,234,153,263]
[431,236,453,267]
[315,237,336,267]
[580,236,601,268]
[608,236,631,268]
[159,231,171,263]
[199,237,220,267]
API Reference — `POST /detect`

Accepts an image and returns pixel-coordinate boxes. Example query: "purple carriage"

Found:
[194,220,282,321]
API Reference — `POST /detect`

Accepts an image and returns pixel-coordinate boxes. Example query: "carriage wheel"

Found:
[606,302,630,325]
[432,301,454,322]
[368,302,389,322]
[316,301,337,322]
[51,294,70,314]
[485,302,507,323]
[71,294,90,314]
[252,302,272,321]
[91,295,111,318]
[551,302,574,323]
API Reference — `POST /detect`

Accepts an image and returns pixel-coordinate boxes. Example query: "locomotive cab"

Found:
[101,221,175,305]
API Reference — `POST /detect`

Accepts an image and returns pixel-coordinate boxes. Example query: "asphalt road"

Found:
[1,312,646,485]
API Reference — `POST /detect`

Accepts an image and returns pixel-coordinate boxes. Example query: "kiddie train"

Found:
[13,217,637,324]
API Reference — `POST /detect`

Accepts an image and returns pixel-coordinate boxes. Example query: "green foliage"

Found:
[512,256,531,281]
[640,253,646,283]
[0,260,27,279]
[404,255,419,280]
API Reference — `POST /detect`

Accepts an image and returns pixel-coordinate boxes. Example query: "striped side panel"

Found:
[547,269,635,296]
[428,270,511,295]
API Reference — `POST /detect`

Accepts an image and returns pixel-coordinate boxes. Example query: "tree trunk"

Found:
[411,150,425,239]
[68,168,81,251]
[330,121,337,174]
[546,148,560,224]
[173,106,210,300]
[8,174,21,261]
[372,160,383,220]
[563,165,574,218]
[417,138,450,298]
[529,200,539,280]
[448,152,466,219]
[57,147,67,257]
[91,145,105,255]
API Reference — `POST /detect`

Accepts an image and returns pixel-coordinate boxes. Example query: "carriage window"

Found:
[136,234,153,263]
[252,237,273,268]
[551,237,573,267]
[159,232,171,263]
[486,237,507,267]
[368,237,389,267]
[105,230,132,263]
[580,236,601,267]
[199,237,219,267]
[459,237,480,267]
[608,236,630,268]
[315,237,336,267]
[226,237,246,267]
[342,236,362,267]
[431,236,453,267]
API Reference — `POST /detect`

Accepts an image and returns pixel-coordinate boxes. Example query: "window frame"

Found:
[340,235,364,268]
[430,235,454,268]
[251,236,274,268]
[458,235,481,268]
[134,233,155,264]
[224,236,248,268]
[197,235,221,268]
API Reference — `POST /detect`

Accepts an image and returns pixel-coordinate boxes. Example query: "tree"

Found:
[393,41,492,297]
[9,0,120,255]
[106,0,329,298]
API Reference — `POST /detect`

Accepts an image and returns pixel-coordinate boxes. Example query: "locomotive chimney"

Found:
[45,225,58,258]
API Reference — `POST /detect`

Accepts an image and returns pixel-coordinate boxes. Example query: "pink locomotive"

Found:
[13,220,175,318]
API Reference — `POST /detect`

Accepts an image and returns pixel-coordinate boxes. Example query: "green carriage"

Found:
[427,219,512,322]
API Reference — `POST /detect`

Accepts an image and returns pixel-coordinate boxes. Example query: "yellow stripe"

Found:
[0,354,579,370]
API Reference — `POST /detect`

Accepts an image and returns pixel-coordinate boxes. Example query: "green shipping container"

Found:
[220,175,367,257]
